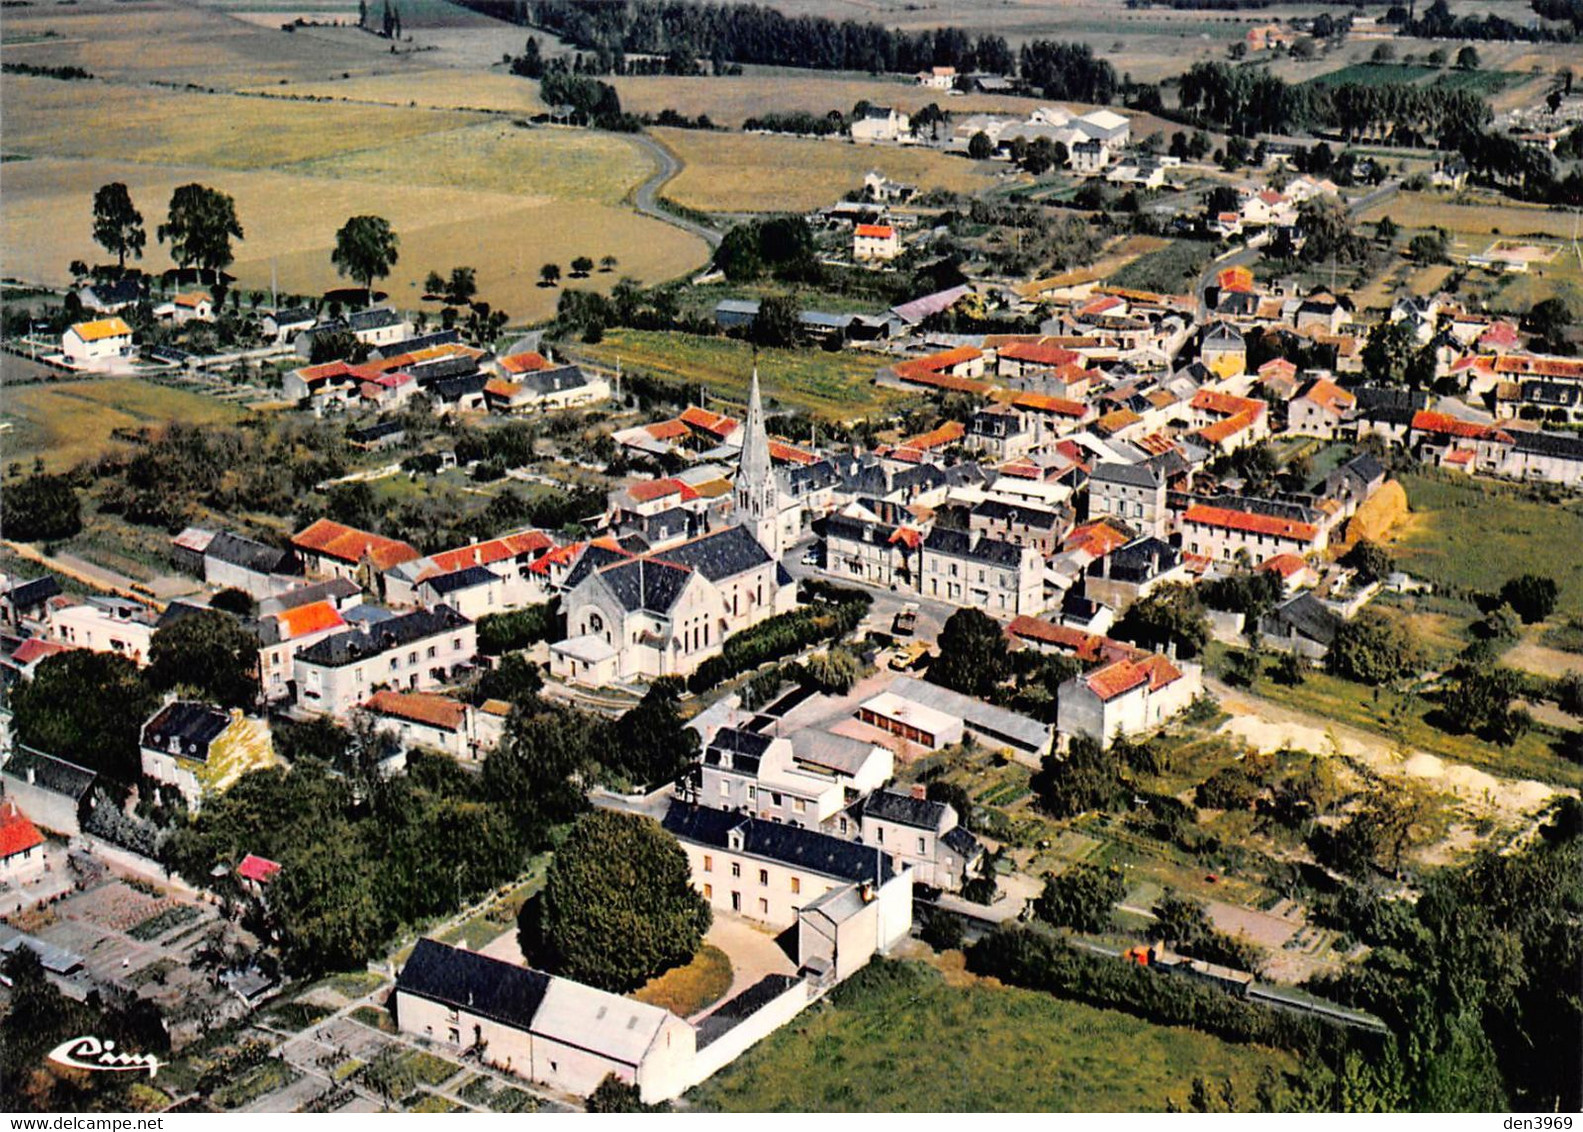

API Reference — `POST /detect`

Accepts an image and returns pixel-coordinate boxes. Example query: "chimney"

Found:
[910,782,927,801]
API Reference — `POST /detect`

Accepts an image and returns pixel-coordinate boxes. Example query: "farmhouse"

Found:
[1181,502,1324,565]
[850,106,910,142]
[292,518,421,593]
[360,690,506,762]
[1057,652,1201,748]
[853,223,901,262]
[61,318,132,365]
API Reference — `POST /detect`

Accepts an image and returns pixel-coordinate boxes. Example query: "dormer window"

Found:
[728,828,745,851]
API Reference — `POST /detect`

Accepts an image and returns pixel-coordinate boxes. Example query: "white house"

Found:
[850,106,910,143]
[61,318,132,365]
[293,605,476,718]
[360,690,506,762]
[853,223,901,262]
[1056,653,1201,748]
[47,597,158,665]
[139,701,275,811]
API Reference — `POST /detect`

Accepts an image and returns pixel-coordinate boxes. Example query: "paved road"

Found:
[629,132,722,250]
[1193,179,1401,313]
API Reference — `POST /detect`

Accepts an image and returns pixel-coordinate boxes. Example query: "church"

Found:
[550,371,799,685]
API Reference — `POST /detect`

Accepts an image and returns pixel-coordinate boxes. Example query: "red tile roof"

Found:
[237,853,281,884]
[426,531,555,574]
[1012,392,1088,417]
[679,406,740,438]
[767,440,819,466]
[1086,658,1150,701]
[644,419,692,441]
[292,519,421,571]
[364,690,467,731]
[10,638,70,666]
[1493,355,1583,379]
[900,420,965,451]
[1299,377,1355,416]
[498,351,552,375]
[1410,410,1500,440]
[1065,520,1132,558]
[855,223,896,239]
[1191,389,1265,418]
[1217,266,1254,294]
[0,799,43,860]
[1196,409,1262,446]
[1183,504,1318,543]
[275,600,346,640]
[485,377,524,399]
[1259,553,1309,578]
[997,341,1081,368]
[626,478,695,504]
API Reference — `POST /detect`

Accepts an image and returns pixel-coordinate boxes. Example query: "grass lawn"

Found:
[687,960,1296,1112]
[579,328,913,421]
[1392,472,1583,619]
[1,378,246,472]
[1205,642,1583,790]
[350,1005,398,1034]
[437,914,508,951]
[632,943,733,1017]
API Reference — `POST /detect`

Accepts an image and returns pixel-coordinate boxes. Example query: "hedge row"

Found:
[685,587,870,694]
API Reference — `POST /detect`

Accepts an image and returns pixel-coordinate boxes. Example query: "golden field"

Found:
[1359,192,1583,239]
[650,127,1001,212]
[1,379,247,472]
[242,69,548,115]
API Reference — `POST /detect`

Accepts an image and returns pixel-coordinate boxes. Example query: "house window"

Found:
[771,792,782,806]
[790,876,801,894]
[703,883,712,899]
[452,638,462,651]
[758,898,769,915]
[792,798,806,814]
[390,657,400,671]
[719,780,731,796]
[747,785,756,800]
[731,862,741,878]
[839,817,848,835]
[876,827,884,844]
[918,837,927,854]
[703,855,713,872]
[408,651,418,665]
[758,868,768,886]
[427,645,437,659]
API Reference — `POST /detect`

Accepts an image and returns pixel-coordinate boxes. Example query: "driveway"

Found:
[702,912,796,1011]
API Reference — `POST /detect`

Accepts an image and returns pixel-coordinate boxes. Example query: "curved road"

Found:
[628,132,723,250]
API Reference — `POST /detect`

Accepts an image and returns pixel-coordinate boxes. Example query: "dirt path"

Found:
[1206,676,1568,828]
[1504,638,1583,679]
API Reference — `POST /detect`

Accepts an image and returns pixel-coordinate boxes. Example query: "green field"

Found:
[579,328,913,421]
[1393,472,1583,620]
[687,960,1296,1112]
[0,378,247,472]
[1303,62,1516,95]
[1106,239,1216,295]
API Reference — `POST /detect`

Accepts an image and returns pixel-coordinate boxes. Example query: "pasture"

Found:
[0,379,247,472]
[578,328,910,420]
[651,127,999,212]
[687,959,1297,1112]
[243,69,547,115]
[1358,192,1583,242]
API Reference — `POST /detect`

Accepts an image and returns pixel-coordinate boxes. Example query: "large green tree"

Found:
[1114,583,1209,660]
[1327,609,1421,684]
[330,215,400,303]
[1031,735,1125,819]
[157,183,244,274]
[2,474,83,542]
[530,810,711,992]
[481,699,602,842]
[1031,863,1124,933]
[91,182,146,270]
[10,651,158,782]
[928,607,1011,698]
[610,680,699,790]
[1498,574,1558,624]
[148,610,261,709]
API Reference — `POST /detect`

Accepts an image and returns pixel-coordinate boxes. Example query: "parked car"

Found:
[892,602,919,636]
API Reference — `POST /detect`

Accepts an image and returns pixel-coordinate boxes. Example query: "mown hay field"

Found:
[650,127,999,212]
[579,328,911,420]
[242,69,547,115]
[0,380,247,472]
[1358,192,1583,240]
[0,0,404,87]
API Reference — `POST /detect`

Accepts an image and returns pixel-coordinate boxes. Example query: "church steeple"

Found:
[734,365,782,556]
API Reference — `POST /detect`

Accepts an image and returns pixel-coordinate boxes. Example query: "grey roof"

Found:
[516,364,595,397]
[923,526,1026,569]
[1262,592,1342,647]
[2,747,96,802]
[349,307,403,332]
[658,525,771,582]
[372,329,459,358]
[349,420,406,443]
[430,372,488,400]
[714,299,761,317]
[561,544,633,593]
[972,498,1065,530]
[942,825,981,859]
[257,578,359,616]
[423,565,498,595]
[141,701,230,763]
[0,927,84,974]
[296,605,470,668]
[887,674,1051,753]
[704,726,773,773]
[696,975,802,1049]
[267,306,317,328]
[1513,429,1583,460]
[789,730,879,776]
[397,938,550,1031]
[826,513,906,549]
[4,576,61,608]
[206,531,294,575]
[862,789,949,831]
[80,278,144,308]
[663,803,894,886]
[598,558,693,614]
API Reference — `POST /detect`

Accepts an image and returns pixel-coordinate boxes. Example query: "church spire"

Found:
[739,364,772,489]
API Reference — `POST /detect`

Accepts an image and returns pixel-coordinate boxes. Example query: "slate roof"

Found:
[972,498,1065,530]
[923,526,1026,569]
[663,803,894,885]
[397,938,551,1031]
[206,531,294,575]
[372,329,459,359]
[598,558,693,615]
[349,307,403,332]
[1262,592,1342,647]
[422,565,498,596]
[2,747,96,802]
[862,789,949,831]
[656,525,771,582]
[267,306,317,328]
[942,825,981,858]
[1091,461,1163,489]
[1512,429,1583,460]
[4,576,61,609]
[705,726,773,773]
[560,543,634,592]
[430,372,488,401]
[696,975,802,1049]
[141,701,231,762]
[516,364,596,397]
[296,606,470,668]
[349,420,406,444]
